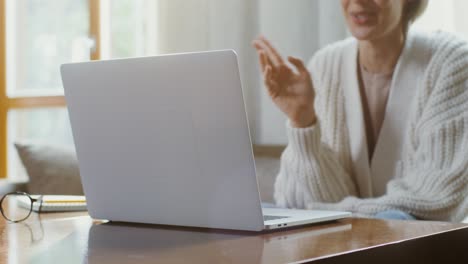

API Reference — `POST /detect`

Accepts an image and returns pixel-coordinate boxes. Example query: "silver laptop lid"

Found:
[61,50,264,231]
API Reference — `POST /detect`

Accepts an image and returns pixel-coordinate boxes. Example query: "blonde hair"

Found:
[404,0,429,30]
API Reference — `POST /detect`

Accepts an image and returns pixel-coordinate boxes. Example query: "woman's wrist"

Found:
[290,116,317,128]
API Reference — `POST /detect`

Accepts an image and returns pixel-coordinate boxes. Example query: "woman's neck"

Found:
[358,29,405,75]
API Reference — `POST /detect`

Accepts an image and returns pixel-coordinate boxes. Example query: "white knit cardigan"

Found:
[274,30,468,222]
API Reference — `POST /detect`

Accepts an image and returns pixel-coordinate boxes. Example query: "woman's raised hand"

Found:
[252,36,316,128]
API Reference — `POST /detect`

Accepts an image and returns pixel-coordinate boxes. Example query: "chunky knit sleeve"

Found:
[301,34,468,222]
[274,41,359,209]
[274,121,358,209]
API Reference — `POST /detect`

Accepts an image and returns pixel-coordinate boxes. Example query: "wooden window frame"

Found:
[0,0,101,178]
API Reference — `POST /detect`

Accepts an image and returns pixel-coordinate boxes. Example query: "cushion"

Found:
[14,142,83,195]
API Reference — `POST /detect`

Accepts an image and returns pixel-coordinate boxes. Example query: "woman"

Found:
[253,0,468,221]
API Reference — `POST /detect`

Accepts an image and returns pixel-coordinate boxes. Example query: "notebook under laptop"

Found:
[60,50,350,231]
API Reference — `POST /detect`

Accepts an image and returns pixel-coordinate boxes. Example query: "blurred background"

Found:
[1,0,468,181]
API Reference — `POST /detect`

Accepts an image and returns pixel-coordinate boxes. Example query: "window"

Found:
[101,0,157,59]
[4,0,91,180]
[0,0,157,179]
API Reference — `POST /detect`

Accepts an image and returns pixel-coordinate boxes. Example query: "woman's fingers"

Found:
[287,56,308,75]
[253,36,284,67]
[254,40,277,73]
[259,50,278,76]
[265,65,274,83]
[260,36,284,65]
[258,51,267,73]
[252,40,263,51]
[265,66,280,98]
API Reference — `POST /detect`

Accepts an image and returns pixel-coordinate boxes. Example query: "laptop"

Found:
[60,50,351,231]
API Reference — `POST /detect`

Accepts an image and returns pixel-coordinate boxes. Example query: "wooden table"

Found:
[0,210,467,264]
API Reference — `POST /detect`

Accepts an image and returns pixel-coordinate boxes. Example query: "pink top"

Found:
[358,63,393,161]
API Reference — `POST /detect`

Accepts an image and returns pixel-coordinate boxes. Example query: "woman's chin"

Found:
[349,27,378,41]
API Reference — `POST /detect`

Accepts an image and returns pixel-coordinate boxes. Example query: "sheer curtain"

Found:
[154,0,348,144]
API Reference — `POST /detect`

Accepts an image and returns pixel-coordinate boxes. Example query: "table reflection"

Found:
[85,222,352,264]
[30,221,352,264]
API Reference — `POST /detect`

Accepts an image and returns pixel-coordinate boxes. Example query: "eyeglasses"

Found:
[0,192,44,223]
